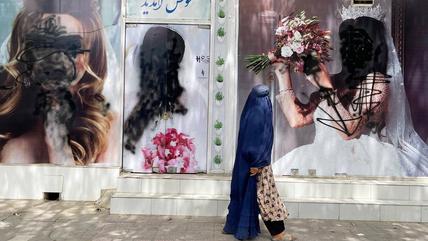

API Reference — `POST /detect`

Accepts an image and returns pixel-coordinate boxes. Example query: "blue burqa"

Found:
[223,85,274,240]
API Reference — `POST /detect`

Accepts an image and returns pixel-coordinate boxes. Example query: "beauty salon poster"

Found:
[122,24,210,173]
[0,0,122,167]
[239,0,428,177]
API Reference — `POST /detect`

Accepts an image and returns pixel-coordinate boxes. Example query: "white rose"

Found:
[275,26,285,36]
[291,41,302,52]
[281,46,293,58]
[293,31,302,41]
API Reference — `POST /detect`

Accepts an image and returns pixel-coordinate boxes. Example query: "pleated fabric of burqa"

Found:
[223,84,273,240]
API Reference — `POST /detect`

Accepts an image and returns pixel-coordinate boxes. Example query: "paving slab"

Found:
[1,200,428,241]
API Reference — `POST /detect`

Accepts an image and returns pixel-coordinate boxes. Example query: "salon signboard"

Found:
[126,0,211,21]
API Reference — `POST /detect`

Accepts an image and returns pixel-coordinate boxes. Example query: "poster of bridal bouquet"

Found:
[141,128,198,173]
[246,11,331,74]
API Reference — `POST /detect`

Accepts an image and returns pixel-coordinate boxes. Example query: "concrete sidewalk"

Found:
[0,200,427,241]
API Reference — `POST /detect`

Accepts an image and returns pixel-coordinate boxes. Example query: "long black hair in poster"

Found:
[124,26,188,154]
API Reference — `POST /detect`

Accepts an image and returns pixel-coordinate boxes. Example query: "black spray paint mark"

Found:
[123,26,187,154]
[316,74,390,137]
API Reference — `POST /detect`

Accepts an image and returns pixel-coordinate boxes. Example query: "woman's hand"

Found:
[272,62,288,75]
[250,167,262,176]
[268,51,278,63]
[269,52,292,91]
[269,51,287,65]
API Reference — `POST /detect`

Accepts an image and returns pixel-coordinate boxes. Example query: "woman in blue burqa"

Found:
[223,85,292,241]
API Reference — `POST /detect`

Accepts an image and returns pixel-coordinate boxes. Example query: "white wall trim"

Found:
[0,165,120,201]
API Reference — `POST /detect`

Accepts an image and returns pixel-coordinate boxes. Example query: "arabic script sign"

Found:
[126,0,211,20]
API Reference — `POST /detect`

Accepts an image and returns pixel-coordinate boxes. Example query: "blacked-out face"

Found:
[339,24,374,74]
[26,42,79,90]
[17,14,89,91]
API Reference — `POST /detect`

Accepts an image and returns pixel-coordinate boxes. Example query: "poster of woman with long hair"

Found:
[0,0,122,166]
[123,24,210,173]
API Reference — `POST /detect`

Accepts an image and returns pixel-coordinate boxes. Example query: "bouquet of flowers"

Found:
[142,128,197,174]
[245,11,331,74]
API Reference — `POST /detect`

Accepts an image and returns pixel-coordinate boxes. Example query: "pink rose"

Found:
[152,133,165,146]
[142,147,152,159]
[142,147,155,170]
[157,146,166,159]
[143,159,152,170]
[295,45,304,54]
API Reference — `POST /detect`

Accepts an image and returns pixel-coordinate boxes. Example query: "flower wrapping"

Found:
[142,128,197,173]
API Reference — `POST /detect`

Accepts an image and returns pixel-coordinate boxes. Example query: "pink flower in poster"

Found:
[141,128,198,174]
[158,160,166,173]
[181,152,190,172]
[295,45,305,54]
[142,147,154,170]
[168,158,178,166]
[152,132,166,147]
[156,145,166,160]
[187,140,196,153]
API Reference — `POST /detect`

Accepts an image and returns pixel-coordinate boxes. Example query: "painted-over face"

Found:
[21,14,88,91]
[46,14,87,86]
